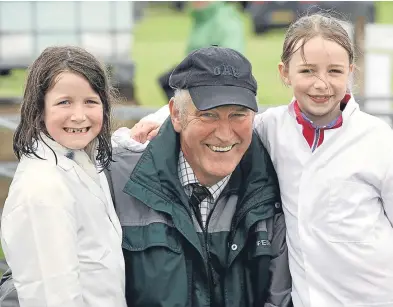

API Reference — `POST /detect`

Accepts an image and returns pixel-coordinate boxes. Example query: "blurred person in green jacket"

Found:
[158,1,245,101]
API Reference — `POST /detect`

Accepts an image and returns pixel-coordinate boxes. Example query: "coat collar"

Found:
[288,93,359,127]
[34,134,107,206]
[124,117,279,221]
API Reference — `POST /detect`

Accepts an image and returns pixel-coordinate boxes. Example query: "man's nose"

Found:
[214,119,234,141]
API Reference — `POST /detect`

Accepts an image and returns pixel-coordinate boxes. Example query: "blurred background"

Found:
[0,1,392,267]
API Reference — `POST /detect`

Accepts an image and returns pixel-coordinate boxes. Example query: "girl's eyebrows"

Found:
[297,63,345,67]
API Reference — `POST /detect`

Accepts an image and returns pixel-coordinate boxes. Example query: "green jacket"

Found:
[106,119,292,307]
[186,2,245,54]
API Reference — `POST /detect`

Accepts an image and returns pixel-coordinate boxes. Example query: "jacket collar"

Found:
[35,133,100,182]
[33,134,109,206]
[125,118,278,210]
[122,118,279,255]
[288,93,359,128]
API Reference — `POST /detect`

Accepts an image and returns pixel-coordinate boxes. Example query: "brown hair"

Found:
[13,46,115,169]
[281,12,355,69]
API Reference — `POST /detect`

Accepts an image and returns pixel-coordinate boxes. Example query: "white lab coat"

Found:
[255,97,393,307]
[1,135,126,307]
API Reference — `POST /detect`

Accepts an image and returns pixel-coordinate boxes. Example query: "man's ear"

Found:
[278,62,291,86]
[169,98,182,133]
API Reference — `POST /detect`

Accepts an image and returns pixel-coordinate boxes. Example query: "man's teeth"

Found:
[65,128,88,133]
[208,145,234,152]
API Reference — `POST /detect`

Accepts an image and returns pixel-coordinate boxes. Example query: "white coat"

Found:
[255,97,393,307]
[1,136,126,307]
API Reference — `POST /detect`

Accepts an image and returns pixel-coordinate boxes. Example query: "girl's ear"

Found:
[278,62,291,86]
[349,63,354,74]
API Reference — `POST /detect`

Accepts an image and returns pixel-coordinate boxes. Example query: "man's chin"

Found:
[205,164,237,179]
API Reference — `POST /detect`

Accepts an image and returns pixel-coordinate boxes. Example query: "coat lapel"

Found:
[35,135,122,239]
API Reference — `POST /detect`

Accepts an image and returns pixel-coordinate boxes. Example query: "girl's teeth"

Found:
[313,96,328,100]
[65,128,87,133]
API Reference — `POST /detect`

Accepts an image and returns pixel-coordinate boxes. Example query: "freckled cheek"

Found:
[44,113,67,128]
[96,115,104,129]
[87,109,104,127]
[332,79,347,92]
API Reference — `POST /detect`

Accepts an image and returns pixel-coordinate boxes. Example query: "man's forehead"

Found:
[196,105,250,112]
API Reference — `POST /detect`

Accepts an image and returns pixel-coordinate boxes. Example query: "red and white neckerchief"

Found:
[294,93,351,152]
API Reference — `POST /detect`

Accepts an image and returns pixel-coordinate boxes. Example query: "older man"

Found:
[107,46,291,307]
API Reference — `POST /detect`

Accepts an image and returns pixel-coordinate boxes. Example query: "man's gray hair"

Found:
[173,89,192,120]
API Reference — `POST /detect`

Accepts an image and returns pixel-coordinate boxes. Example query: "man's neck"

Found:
[179,150,229,187]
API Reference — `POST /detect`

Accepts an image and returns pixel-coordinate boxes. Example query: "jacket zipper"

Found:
[311,128,320,152]
[190,201,216,305]
[228,193,276,245]
[203,192,276,305]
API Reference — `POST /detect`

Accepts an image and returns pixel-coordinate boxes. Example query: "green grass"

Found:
[1,2,393,107]
[376,1,393,24]
[132,4,291,107]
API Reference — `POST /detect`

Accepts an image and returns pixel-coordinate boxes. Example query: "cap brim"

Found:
[188,86,257,112]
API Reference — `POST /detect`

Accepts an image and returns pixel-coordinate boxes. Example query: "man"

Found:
[108,46,291,306]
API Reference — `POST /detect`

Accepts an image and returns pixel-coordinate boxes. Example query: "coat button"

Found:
[275,202,281,209]
[231,244,238,251]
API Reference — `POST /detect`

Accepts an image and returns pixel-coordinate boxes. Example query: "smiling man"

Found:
[105,46,292,307]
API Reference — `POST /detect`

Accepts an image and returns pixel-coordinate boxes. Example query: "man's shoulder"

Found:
[111,147,143,170]
[106,148,144,191]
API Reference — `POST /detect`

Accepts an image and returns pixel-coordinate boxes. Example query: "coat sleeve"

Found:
[1,173,85,307]
[381,158,393,226]
[264,212,292,307]
[0,269,19,307]
[378,125,393,226]
[253,111,273,155]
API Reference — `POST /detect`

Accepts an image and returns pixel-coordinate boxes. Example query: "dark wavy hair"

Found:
[13,46,115,169]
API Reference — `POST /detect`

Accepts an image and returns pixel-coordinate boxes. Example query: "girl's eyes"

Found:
[57,100,70,105]
[299,69,344,74]
[56,100,100,105]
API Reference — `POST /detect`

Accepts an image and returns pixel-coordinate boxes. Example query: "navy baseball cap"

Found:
[169,46,258,112]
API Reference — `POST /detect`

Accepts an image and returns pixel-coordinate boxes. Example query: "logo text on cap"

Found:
[213,64,240,78]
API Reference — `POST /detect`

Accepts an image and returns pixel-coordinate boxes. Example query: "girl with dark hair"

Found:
[1,46,126,307]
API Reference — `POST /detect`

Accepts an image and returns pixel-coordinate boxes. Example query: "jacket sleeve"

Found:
[111,105,170,151]
[253,111,272,155]
[264,212,292,307]
[378,128,393,226]
[1,176,85,307]
[0,269,19,307]
[381,161,393,225]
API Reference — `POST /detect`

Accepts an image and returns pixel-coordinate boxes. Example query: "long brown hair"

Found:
[13,46,115,169]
